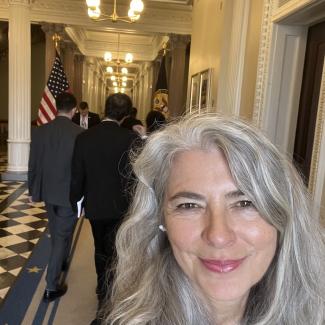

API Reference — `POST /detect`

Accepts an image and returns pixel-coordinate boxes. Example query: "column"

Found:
[92,70,99,113]
[100,79,104,114]
[41,23,64,80]
[145,62,154,112]
[74,54,84,104]
[151,58,161,103]
[97,76,103,113]
[62,41,76,92]
[4,0,31,180]
[82,59,89,103]
[87,59,95,107]
[168,34,191,118]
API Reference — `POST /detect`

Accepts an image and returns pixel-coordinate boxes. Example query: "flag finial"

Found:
[52,33,61,51]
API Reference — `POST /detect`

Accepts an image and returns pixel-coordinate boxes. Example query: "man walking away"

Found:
[70,93,139,322]
[28,92,83,302]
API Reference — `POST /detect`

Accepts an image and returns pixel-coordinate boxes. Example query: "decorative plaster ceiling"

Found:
[61,0,192,80]
[0,0,192,87]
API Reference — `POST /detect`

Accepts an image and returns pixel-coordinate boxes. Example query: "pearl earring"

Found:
[158,225,166,232]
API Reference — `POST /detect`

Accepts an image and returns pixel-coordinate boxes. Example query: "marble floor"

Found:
[0,152,48,305]
[0,153,97,324]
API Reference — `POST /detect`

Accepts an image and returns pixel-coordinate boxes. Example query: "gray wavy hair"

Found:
[103,115,325,325]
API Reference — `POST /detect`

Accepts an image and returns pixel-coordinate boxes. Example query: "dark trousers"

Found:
[89,218,120,299]
[45,203,77,290]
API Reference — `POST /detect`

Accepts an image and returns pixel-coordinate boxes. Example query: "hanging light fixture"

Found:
[105,33,132,92]
[86,0,144,23]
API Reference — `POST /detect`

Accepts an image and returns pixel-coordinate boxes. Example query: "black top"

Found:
[70,121,139,220]
[72,111,101,128]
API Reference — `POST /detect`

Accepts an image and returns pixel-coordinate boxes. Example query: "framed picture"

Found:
[189,73,200,113]
[199,69,212,112]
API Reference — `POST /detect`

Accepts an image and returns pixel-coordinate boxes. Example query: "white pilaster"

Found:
[5,0,31,180]
[92,70,99,113]
[217,0,251,116]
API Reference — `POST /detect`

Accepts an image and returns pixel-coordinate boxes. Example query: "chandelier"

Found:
[86,0,144,23]
[105,34,132,93]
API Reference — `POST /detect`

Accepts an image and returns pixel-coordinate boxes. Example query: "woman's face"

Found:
[163,149,277,307]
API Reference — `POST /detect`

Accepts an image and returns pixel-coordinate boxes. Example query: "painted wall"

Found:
[0,55,8,120]
[188,0,263,118]
[188,0,228,110]
[31,41,45,121]
[240,0,263,119]
[0,41,45,121]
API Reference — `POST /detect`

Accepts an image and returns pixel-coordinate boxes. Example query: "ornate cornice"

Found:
[169,33,191,50]
[41,22,64,35]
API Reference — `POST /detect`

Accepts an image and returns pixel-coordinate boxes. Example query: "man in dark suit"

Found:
[70,93,138,305]
[28,93,83,302]
[72,101,100,129]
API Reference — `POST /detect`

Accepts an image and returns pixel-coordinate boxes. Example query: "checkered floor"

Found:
[0,156,47,306]
[0,154,8,174]
[0,181,24,203]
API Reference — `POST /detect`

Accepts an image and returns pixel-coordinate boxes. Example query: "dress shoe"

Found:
[43,284,68,302]
[61,260,69,271]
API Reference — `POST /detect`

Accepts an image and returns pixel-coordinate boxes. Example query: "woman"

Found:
[102,115,325,324]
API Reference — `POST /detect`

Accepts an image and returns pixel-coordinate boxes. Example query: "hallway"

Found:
[0,156,98,324]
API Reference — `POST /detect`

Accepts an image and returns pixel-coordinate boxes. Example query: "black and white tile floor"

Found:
[0,156,47,306]
[0,153,97,324]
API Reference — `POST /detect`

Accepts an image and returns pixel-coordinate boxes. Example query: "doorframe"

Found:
[253,0,325,218]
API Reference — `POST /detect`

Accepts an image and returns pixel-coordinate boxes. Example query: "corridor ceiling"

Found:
[7,0,192,62]
[0,0,192,89]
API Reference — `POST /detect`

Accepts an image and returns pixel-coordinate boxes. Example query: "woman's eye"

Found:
[235,200,255,208]
[176,203,199,209]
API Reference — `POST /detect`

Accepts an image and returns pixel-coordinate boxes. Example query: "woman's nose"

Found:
[202,207,236,248]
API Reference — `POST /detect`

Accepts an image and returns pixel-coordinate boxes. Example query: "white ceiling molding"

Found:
[0,0,192,82]
[66,27,170,62]
[272,0,325,25]
[29,0,191,34]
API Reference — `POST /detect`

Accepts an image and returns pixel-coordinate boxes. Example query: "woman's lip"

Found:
[200,257,246,273]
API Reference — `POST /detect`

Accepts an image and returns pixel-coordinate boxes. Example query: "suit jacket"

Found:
[70,121,139,220]
[28,116,83,207]
[72,111,101,128]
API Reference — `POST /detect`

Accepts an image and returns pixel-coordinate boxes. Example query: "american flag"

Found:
[37,51,70,125]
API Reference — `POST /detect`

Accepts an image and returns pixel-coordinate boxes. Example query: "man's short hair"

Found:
[105,93,132,122]
[79,101,89,110]
[56,92,77,113]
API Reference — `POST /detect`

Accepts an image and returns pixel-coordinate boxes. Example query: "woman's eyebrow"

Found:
[225,190,245,199]
[168,192,205,201]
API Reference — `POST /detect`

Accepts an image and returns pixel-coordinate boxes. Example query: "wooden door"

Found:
[293,20,325,183]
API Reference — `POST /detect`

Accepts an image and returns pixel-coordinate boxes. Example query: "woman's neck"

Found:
[209,296,247,325]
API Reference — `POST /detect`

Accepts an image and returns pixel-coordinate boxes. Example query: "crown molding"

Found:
[28,0,191,35]
[65,26,86,54]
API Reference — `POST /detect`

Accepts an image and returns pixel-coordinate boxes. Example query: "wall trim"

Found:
[253,0,325,218]
[309,57,325,219]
